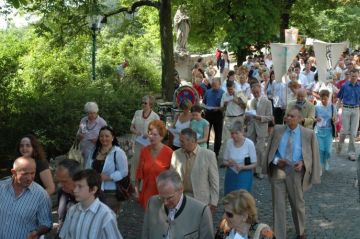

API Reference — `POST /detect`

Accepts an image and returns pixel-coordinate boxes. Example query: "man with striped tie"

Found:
[264,105,321,239]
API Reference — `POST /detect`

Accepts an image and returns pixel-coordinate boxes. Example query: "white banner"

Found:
[270,43,302,82]
[285,28,299,44]
[313,40,347,82]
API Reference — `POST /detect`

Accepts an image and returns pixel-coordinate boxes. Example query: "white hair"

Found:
[84,102,99,113]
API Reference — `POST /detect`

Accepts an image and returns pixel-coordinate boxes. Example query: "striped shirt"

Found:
[0,178,52,239]
[59,198,123,239]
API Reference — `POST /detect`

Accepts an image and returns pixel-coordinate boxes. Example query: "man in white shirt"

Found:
[221,80,247,143]
[221,70,241,93]
[59,169,123,239]
[299,62,315,88]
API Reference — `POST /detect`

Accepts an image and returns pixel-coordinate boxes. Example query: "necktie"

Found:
[254,98,258,111]
[284,130,294,173]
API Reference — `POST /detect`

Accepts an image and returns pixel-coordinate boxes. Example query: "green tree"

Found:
[174,0,282,64]
[290,0,360,45]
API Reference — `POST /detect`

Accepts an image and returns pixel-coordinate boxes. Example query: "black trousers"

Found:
[205,110,224,156]
[273,107,285,124]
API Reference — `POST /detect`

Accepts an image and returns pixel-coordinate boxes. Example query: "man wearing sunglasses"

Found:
[142,170,214,239]
[265,105,321,239]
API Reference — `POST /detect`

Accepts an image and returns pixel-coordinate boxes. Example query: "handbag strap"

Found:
[113,151,117,170]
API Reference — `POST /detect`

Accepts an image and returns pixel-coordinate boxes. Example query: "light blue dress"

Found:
[315,103,333,168]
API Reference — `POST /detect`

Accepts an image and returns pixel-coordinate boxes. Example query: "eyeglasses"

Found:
[159,191,178,202]
[225,211,234,218]
[286,114,296,118]
[142,102,148,105]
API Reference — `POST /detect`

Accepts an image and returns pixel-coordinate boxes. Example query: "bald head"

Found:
[13,156,36,171]
[12,157,36,189]
[296,88,306,103]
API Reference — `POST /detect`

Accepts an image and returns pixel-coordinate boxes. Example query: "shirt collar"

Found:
[286,125,300,134]
[79,197,100,213]
[182,144,199,157]
[174,193,184,212]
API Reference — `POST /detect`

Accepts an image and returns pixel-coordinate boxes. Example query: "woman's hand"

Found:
[235,164,243,172]
[100,173,111,182]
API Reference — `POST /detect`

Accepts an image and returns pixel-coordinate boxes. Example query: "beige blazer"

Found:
[171,146,219,206]
[264,124,321,191]
[286,100,315,129]
[142,195,214,239]
[246,96,273,138]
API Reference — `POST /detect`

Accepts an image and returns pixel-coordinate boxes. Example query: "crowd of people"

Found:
[0,47,359,239]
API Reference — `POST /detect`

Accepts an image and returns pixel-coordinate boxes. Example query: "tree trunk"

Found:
[280,0,295,42]
[235,48,249,66]
[159,0,174,101]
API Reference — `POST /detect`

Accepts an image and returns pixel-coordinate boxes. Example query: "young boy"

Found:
[59,169,123,239]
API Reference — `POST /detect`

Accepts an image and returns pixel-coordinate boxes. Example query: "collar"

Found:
[164,194,186,219]
[286,125,300,134]
[11,177,34,193]
[79,197,100,213]
[182,145,200,157]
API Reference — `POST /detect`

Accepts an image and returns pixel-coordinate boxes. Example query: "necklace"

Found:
[142,110,151,119]
[86,119,97,131]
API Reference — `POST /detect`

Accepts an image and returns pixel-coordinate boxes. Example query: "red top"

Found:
[136,144,173,208]
[193,84,204,98]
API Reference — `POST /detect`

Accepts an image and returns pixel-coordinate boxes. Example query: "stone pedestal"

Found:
[174,52,216,82]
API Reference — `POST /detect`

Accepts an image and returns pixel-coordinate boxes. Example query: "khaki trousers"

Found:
[270,165,305,239]
[339,107,359,156]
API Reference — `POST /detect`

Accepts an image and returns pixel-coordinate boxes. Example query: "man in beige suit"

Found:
[142,170,214,239]
[285,88,315,129]
[171,128,219,212]
[246,83,273,178]
[264,105,321,239]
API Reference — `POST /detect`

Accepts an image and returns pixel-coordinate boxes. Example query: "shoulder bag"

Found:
[113,151,133,201]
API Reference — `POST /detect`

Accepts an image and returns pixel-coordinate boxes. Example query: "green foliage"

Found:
[173,0,281,60]
[0,21,161,159]
[291,0,360,45]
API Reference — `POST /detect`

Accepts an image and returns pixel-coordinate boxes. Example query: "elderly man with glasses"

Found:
[141,170,214,239]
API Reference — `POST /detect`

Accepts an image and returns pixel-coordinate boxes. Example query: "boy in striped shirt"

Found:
[59,169,123,239]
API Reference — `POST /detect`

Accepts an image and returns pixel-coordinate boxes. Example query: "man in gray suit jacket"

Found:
[264,105,321,239]
[246,83,273,178]
[142,170,214,239]
[171,128,219,212]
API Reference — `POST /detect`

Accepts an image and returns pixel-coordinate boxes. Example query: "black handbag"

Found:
[113,151,134,201]
[330,105,336,138]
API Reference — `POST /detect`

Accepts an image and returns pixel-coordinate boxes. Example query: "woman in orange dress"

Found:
[135,120,173,209]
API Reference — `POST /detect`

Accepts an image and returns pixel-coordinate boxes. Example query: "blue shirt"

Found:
[203,88,224,107]
[0,178,52,239]
[337,81,360,106]
[274,125,303,163]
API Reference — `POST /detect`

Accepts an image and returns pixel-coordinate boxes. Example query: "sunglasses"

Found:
[225,211,234,218]
[142,102,148,105]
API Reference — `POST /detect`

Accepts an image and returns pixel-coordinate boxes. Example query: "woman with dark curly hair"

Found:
[86,126,128,214]
[16,134,56,195]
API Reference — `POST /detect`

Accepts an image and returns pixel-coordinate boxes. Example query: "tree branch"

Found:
[104,0,160,18]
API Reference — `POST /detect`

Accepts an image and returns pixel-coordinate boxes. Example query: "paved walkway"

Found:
[117,141,360,239]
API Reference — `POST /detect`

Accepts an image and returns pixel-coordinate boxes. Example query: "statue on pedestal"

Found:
[174,6,190,54]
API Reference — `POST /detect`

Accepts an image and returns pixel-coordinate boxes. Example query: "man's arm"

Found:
[303,103,315,128]
[199,206,214,239]
[102,217,123,239]
[310,130,321,185]
[207,151,219,207]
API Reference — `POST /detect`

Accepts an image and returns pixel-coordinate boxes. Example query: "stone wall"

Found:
[174,53,216,82]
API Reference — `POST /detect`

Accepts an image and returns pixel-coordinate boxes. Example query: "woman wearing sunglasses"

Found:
[130,95,160,182]
[215,190,274,239]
